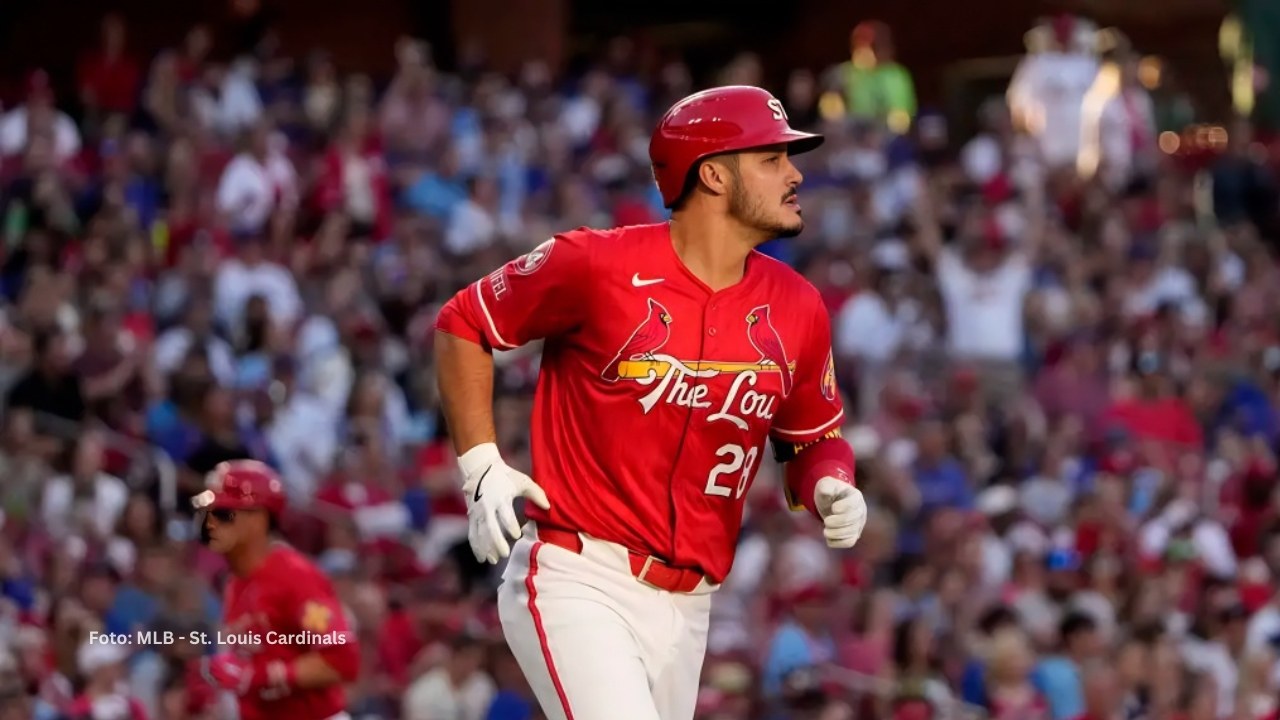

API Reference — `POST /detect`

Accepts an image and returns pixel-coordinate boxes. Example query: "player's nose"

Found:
[784,155,804,186]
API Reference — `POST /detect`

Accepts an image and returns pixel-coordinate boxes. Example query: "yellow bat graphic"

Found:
[616,359,797,380]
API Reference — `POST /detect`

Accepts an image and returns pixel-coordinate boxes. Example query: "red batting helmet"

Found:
[649,85,824,208]
[192,459,286,517]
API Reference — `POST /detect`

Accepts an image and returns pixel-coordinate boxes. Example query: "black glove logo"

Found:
[473,466,492,503]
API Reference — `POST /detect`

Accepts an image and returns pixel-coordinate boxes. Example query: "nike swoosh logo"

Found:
[632,273,664,287]
[473,466,491,503]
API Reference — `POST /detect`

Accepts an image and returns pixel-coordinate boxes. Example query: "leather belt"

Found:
[537,527,706,594]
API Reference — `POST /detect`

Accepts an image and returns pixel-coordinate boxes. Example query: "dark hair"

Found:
[1059,611,1097,646]
[978,605,1018,636]
[670,153,740,211]
[893,554,929,585]
[450,633,485,653]
[32,327,60,359]
[893,617,928,670]
[1131,621,1164,645]
[1261,522,1280,550]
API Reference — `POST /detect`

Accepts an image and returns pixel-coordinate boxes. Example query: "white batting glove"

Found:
[814,477,868,549]
[458,443,551,564]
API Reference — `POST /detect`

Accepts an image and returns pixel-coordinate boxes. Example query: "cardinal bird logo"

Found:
[602,298,674,382]
[745,305,792,395]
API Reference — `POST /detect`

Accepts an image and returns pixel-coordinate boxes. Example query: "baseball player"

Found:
[193,460,361,720]
[434,85,869,720]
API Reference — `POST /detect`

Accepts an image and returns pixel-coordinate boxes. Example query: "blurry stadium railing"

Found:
[34,411,178,515]
[822,667,990,720]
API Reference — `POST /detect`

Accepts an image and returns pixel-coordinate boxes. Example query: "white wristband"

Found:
[458,442,502,480]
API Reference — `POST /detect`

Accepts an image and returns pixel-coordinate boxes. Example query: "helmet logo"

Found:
[767,98,788,122]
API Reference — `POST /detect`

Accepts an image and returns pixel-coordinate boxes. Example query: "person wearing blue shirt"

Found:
[486,644,538,720]
[401,152,468,220]
[109,544,220,638]
[763,587,836,701]
[486,692,534,720]
[1033,612,1102,720]
[960,605,1020,708]
[1213,377,1277,441]
[901,416,974,554]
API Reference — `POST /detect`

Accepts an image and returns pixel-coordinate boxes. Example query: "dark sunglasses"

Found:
[209,508,236,523]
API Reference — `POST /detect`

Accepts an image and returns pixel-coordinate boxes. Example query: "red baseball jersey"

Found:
[436,223,844,583]
[220,544,359,720]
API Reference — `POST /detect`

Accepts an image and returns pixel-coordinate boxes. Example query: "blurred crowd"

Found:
[0,7,1277,720]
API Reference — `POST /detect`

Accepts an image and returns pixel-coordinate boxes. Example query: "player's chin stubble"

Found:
[729,184,803,240]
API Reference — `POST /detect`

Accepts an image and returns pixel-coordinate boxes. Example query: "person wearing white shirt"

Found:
[152,299,237,387]
[1120,241,1200,320]
[0,106,82,163]
[0,70,81,163]
[216,123,298,237]
[41,433,129,541]
[1246,593,1280,655]
[190,59,263,139]
[836,241,931,416]
[559,71,609,148]
[914,193,1042,408]
[402,637,496,720]
[444,176,500,256]
[264,359,339,504]
[1007,16,1099,171]
[213,237,303,331]
[1079,54,1157,190]
[935,237,1032,364]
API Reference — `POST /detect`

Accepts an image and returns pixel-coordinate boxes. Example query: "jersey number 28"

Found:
[704,443,759,500]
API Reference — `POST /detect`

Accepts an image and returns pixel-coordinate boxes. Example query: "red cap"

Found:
[982,174,1015,205]
[649,85,823,208]
[192,459,287,516]
[1052,14,1076,46]
[1098,450,1136,476]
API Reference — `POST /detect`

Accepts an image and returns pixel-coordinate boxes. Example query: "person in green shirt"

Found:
[823,21,918,134]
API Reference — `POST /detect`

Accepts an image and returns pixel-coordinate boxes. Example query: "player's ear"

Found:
[697,155,738,198]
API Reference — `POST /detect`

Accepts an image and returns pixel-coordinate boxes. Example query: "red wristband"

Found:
[784,438,855,518]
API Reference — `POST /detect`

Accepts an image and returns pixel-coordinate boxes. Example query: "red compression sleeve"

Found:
[783,436,855,519]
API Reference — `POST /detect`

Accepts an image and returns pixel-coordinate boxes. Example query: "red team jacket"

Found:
[436,223,844,583]
[221,544,360,720]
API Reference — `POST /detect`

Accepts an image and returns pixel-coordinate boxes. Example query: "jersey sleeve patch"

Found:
[300,600,333,633]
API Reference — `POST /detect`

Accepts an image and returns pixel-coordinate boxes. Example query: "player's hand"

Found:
[458,442,551,564]
[203,653,255,696]
[203,654,293,698]
[814,477,867,549]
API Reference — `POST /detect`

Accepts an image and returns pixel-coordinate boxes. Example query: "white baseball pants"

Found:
[497,524,713,720]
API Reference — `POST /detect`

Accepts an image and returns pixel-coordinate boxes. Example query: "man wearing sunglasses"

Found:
[193,459,360,720]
